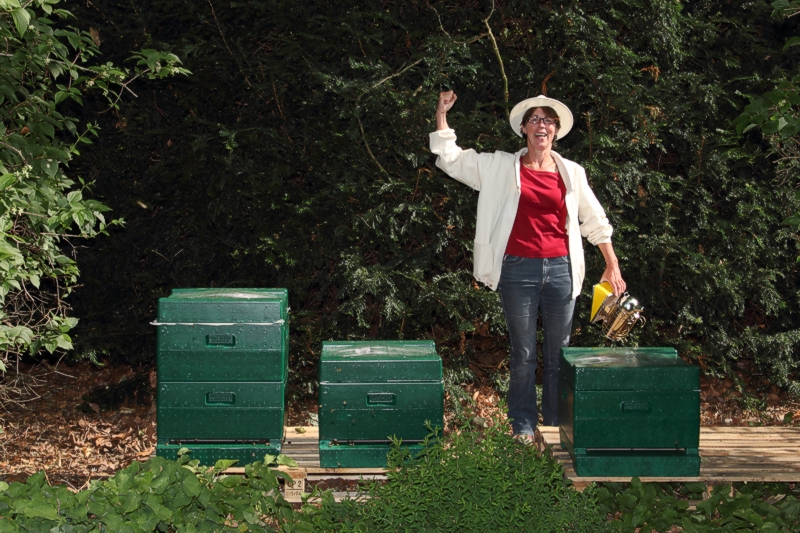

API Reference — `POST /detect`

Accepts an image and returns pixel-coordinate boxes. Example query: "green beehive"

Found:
[559,347,700,477]
[156,288,288,382]
[155,288,288,464]
[318,340,443,468]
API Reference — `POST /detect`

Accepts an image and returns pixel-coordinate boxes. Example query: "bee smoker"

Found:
[591,284,646,341]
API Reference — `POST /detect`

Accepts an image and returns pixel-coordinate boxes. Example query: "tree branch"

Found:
[368,58,424,92]
[484,0,509,113]
[354,58,423,175]
[357,114,387,175]
[0,140,27,164]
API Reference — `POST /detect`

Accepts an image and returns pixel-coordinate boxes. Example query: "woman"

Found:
[430,91,625,442]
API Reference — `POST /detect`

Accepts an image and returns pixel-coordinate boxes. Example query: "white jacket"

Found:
[429,128,613,298]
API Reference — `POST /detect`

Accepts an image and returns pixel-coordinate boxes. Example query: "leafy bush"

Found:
[0,0,186,390]
[304,414,609,532]
[598,479,800,532]
[736,0,800,252]
[0,453,307,532]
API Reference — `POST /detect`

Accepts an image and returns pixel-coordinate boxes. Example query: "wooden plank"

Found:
[701,427,800,433]
[536,426,800,485]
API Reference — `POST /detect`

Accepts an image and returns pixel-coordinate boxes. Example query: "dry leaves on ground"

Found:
[0,361,156,490]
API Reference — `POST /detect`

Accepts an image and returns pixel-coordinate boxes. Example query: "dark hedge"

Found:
[63,0,800,399]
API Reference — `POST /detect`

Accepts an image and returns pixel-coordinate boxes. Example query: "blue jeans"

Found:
[498,255,575,435]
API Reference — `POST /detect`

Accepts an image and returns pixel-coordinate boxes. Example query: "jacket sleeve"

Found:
[576,166,613,245]
[429,128,493,191]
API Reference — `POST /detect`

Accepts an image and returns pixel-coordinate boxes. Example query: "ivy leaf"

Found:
[144,494,173,522]
[12,499,60,520]
[213,459,238,471]
[242,509,259,524]
[275,454,298,467]
[181,474,202,498]
[121,492,142,514]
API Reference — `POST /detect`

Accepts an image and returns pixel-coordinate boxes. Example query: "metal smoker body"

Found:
[591,290,646,341]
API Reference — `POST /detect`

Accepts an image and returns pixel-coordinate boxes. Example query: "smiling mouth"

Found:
[534,133,547,138]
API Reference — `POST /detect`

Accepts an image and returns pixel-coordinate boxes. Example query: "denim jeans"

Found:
[498,255,575,435]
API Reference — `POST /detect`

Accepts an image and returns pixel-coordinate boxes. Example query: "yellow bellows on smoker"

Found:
[591,282,614,321]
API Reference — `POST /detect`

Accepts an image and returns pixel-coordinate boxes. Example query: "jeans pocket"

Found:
[503,254,524,266]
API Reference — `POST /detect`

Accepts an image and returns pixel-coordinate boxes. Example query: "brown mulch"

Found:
[1,356,798,489]
[0,361,157,489]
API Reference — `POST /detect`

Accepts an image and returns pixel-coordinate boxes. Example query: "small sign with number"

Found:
[284,470,306,503]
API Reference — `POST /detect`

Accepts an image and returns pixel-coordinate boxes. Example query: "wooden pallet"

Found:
[536,426,800,489]
[215,425,800,498]
[225,426,386,502]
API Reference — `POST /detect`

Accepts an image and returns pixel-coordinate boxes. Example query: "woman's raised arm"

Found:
[436,91,457,130]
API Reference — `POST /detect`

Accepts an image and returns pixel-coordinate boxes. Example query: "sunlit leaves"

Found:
[0,1,186,370]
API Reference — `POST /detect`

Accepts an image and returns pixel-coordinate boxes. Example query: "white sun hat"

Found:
[509,95,574,140]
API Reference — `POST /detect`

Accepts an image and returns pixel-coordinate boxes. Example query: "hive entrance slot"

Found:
[169,439,271,445]
[584,448,687,455]
[330,439,425,445]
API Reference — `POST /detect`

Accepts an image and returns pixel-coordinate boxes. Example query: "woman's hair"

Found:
[521,106,560,140]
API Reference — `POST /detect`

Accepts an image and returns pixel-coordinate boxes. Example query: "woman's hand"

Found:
[600,263,626,296]
[436,91,457,130]
[597,242,627,295]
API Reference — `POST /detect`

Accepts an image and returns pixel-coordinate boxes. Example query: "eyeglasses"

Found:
[526,116,558,126]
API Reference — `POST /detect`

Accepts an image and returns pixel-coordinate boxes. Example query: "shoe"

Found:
[513,433,536,446]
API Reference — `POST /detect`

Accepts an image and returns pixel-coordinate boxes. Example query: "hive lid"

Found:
[168,288,288,300]
[320,340,441,383]
[157,288,288,323]
[560,347,698,391]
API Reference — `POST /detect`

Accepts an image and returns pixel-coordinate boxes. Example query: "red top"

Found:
[504,166,568,258]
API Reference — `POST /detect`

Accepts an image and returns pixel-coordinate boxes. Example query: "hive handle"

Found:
[367,392,396,405]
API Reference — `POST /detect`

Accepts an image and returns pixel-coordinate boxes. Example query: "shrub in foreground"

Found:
[0,454,307,532]
[303,415,609,533]
[599,479,800,532]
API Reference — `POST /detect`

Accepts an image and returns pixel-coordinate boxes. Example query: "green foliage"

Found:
[0,0,187,378]
[0,453,306,532]
[2,426,798,532]
[735,0,800,257]
[303,413,609,532]
[65,0,800,395]
[598,479,800,532]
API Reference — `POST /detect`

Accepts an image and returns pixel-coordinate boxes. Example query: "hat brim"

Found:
[509,96,573,140]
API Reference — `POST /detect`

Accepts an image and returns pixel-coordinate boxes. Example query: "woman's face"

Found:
[522,107,557,152]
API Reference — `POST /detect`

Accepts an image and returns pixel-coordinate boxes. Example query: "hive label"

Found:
[620,401,651,413]
[206,334,236,347]
[284,470,306,502]
[206,392,236,404]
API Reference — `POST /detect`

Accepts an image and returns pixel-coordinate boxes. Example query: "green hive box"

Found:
[156,288,288,382]
[558,347,700,477]
[156,288,288,464]
[318,340,443,468]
